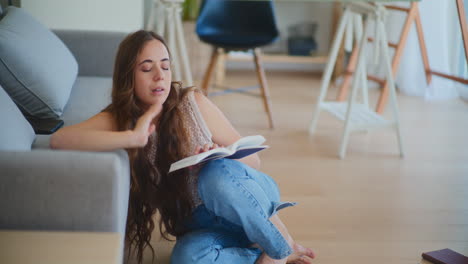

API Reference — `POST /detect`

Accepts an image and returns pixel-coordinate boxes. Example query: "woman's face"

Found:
[134,39,172,108]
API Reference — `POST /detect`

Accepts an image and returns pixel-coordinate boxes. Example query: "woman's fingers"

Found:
[203,144,210,152]
[137,104,162,131]
[195,146,202,154]
[147,105,162,124]
[140,104,162,127]
[131,104,164,147]
[148,123,155,134]
[194,143,225,155]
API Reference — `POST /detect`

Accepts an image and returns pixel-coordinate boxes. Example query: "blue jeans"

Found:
[170,159,296,264]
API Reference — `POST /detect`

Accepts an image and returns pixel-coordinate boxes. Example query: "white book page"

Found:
[170,147,232,172]
[230,135,266,150]
[169,135,266,172]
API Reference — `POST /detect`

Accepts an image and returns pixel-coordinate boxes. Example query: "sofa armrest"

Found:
[53,30,128,77]
[0,149,130,235]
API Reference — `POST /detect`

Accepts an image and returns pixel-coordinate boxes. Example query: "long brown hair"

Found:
[104,30,196,264]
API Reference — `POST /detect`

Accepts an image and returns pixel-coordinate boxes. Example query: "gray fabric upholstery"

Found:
[0,85,35,150]
[0,28,131,263]
[31,77,112,148]
[53,30,127,77]
[0,7,78,118]
[0,149,130,235]
[31,134,51,149]
[61,76,113,126]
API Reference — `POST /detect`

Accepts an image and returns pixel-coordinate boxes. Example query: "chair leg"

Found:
[214,49,226,86]
[201,48,220,96]
[253,48,275,129]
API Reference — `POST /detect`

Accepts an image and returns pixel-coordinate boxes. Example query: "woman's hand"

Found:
[194,143,225,155]
[132,104,163,147]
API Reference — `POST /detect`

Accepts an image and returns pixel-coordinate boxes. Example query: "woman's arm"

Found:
[193,91,261,170]
[50,104,161,151]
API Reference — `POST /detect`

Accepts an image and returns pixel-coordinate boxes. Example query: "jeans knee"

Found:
[198,159,233,199]
[199,159,249,202]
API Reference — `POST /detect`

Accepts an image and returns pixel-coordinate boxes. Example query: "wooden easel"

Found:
[337,1,468,114]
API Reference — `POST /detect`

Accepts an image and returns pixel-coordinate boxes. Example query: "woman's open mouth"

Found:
[151,87,165,95]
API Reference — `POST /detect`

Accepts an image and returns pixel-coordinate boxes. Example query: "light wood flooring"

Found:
[140,70,468,264]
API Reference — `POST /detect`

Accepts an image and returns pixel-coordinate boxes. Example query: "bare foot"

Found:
[266,215,315,264]
[286,242,316,264]
[256,252,287,264]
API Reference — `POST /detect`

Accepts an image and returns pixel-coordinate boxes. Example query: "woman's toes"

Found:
[289,256,307,264]
[305,248,315,259]
[298,255,312,264]
[293,243,315,259]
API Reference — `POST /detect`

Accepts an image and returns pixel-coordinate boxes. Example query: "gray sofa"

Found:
[0,6,132,262]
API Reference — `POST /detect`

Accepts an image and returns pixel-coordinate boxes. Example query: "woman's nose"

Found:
[153,68,164,81]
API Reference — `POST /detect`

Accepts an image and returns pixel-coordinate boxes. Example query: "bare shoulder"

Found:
[192,89,205,103]
[191,89,260,168]
[192,89,242,145]
[192,90,217,111]
[70,111,118,131]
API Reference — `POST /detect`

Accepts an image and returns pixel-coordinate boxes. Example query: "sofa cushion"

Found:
[61,76,113,126]
[28,77,112,150]
[0,7,78,119]
[0,85,35,151]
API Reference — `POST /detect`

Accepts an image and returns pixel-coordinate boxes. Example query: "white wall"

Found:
[21,0,143,32]
[227,2,334,71]
[270,1,334,55]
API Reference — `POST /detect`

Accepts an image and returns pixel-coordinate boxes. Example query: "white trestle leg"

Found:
[309,3,404,159]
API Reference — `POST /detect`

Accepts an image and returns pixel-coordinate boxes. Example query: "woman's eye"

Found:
[162,67,169,71]
[142,68,152,72]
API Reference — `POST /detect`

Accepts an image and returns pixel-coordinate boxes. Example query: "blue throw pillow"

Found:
[0,7,78,118]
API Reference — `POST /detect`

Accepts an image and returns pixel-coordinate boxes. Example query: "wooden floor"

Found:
[140,70,468,264]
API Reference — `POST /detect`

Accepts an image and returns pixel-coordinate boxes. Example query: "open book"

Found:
[169,135,268,173]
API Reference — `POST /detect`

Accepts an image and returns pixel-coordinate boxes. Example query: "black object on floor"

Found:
[422,248,468,264]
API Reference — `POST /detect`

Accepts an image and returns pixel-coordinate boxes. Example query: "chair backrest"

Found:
[196,0,279,50]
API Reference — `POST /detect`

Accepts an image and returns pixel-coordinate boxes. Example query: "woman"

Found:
[50,30,315,264]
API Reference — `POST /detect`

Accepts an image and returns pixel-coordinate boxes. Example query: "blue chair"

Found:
[196,0,280,129]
